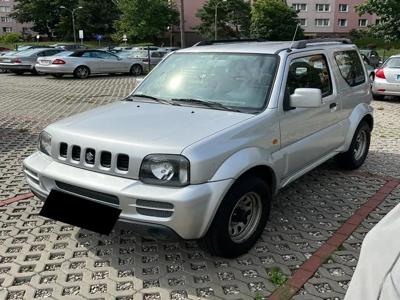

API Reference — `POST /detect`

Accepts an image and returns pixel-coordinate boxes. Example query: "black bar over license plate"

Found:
[40,190,121,235]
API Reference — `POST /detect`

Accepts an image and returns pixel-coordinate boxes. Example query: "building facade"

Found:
[286,0,378,36]
[0,0,33,36]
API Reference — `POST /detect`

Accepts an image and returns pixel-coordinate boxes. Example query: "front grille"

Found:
[71,146,81,161]
[117,154,129,171]
[55,181,119,205]
[57,142,132,174]
[101,151,112,168]
[60,143,68,158]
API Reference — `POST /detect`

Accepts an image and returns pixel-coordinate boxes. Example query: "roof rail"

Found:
[194,38,268,46]
[291,38,353,49]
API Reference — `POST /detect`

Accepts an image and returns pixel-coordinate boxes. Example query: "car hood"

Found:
[47,101,253,154]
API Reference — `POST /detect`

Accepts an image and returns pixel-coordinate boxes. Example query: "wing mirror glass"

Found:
[290,88,322,108]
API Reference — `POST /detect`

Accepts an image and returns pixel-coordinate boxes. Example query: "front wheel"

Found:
[201,176,271,258]
[336,121,371,170]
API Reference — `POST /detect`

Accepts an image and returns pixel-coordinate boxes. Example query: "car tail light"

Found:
[375,68,386,79]
[14,58,21,64]
[52,59,66,65]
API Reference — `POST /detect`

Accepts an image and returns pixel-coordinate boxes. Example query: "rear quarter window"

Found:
[334,50,366,87]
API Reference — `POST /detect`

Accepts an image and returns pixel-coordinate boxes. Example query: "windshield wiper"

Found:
[125,94,173,105]
[171,98,240,112]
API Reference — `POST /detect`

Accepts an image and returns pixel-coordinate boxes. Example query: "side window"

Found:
[81,52,92,58]
[286,54,332,97]
[334,50,365,87]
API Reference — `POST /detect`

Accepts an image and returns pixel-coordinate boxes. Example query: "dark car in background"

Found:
[360,49,382,68]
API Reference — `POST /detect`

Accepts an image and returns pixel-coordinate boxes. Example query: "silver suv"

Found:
[24,39,373,258]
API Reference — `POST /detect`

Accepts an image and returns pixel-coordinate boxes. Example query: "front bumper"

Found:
[23,152,233,240]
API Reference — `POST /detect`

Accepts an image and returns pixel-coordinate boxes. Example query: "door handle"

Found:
[329,103,337,109]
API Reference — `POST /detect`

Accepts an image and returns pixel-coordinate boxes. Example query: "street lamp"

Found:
[214,0,227,40]
[60,5,83,43]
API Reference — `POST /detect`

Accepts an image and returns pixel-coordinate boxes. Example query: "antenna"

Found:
[289,22,301,50]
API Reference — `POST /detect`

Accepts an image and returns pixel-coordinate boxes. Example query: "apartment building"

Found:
[0,0,33,36]
[286,0,378,36]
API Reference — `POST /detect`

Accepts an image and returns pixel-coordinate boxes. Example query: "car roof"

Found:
[178,39,357,55]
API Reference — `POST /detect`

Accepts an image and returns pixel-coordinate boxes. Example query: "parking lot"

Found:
[0,73,399,300]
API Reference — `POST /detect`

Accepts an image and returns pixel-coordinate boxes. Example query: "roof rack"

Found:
[194,38,268,46]
[291,38,353,49]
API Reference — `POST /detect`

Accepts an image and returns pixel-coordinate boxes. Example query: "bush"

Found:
[0,32,22,44]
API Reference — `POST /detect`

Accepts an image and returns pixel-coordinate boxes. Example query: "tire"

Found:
[201,176,271,258]
[372,93,384,101]
[73,66,90,79]
[30,67,38,75]
[51,74,64,78]
[336,121,371,170]
[130,64,143,76]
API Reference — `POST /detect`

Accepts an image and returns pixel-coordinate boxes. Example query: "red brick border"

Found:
[0,192,33,207]
[269,179,400,300]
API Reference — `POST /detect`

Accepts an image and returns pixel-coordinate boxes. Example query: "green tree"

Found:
[250,0,303,41]
[196,0,251,40]
[75,0,120,39]
[114,0,179,44]
[357,0,400,41]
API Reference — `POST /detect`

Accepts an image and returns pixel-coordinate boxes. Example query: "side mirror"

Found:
[290,88,322,108]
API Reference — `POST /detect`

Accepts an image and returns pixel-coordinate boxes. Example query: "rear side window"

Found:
[286,54,332,97]
[383,57,400,68]
[334,50,365,87]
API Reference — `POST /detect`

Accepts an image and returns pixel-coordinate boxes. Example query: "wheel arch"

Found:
[74,65,91,74]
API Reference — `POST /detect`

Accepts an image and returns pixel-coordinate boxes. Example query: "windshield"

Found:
[133,52,278,112]
[384,57,400,68]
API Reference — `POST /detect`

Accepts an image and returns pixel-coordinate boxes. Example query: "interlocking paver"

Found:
[0,73,399,299]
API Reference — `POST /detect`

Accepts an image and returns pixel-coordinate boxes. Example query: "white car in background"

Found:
[35,49,144,79]
[372,55,400,100]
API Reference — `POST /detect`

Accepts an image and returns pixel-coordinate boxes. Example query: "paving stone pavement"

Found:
[0,73,399,300]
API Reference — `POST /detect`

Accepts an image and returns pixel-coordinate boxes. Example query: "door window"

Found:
[95,51,118,60]
[334,50,365,87]
[286,54,333,97]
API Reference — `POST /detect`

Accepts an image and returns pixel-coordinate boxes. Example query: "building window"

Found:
[338,19,348,27]
[2,27,12,32]
[292,3,307,12]
[316,4,330,12]
[315,19,330,27]
[298,18,307,26]
[0,6,11,12]
[0,16,13,22]
[338,4,348,12]
[358,19,368,27]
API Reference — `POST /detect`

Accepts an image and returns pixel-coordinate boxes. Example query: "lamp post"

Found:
[214,0,227,40]
[60,5,82,43]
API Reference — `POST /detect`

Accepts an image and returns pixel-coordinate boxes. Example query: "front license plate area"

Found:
[40,190,121,235]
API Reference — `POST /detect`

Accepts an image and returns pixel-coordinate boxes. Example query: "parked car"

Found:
[16,45,53,51]
[35,49,146,78]
[23,39,373,258]
[115,51,148,75]
[359,49,382,68]
[158,47,179,52]
[124,49,168,66]
[0,48,65,75]
[50,44,88,51]
[372,54,400,100]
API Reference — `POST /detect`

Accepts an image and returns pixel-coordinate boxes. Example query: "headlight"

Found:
[139,154,190,187]
[38,131,52,156]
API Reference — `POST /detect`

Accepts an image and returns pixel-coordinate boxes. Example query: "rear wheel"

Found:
[130,64,143,76]
[336,121,371,170]
[51,74,64,78]
[201,176,271,258]
[73,66,90,79]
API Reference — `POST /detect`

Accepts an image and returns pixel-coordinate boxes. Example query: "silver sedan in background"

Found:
[0,48,65,75]
[372,55,400,100]
[35,50,144,79]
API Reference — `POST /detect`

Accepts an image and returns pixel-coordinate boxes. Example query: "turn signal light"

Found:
[52,59,66,65]
[375,68,386,79]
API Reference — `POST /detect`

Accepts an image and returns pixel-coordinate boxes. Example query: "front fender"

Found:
[210,147,280,193]
[343,103,373,151]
